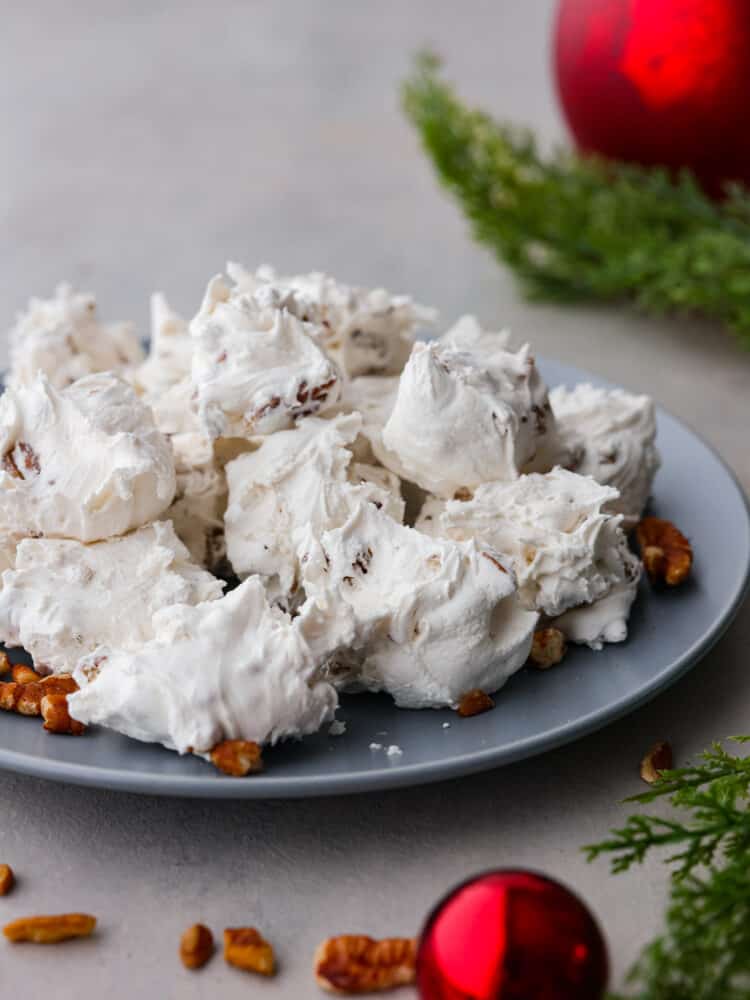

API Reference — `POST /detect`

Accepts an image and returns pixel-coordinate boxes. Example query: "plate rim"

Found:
[0,360,747,798]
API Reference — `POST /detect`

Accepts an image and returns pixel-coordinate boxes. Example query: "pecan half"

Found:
[209,740,263,777]
[12,665,41,685]
[180,923,214,970]
[224,927,275,976]
[636,517,693,586]
[3,913,96,943]
[456,689,495,717]
[314,935,417,994]
[528,627,567,669]
[41,694,85,735]
[0,865,14,896]
[640,741,673,784]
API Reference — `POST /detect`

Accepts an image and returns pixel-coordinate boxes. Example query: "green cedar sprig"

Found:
[584,739,750,999]
[402,53,750,348]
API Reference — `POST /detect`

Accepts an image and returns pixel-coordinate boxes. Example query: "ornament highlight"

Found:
[417,869,608,999]
[554,0,750,194]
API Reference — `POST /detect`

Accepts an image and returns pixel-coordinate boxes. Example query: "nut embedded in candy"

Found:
[636,517,692,586]
[314,935,417,994]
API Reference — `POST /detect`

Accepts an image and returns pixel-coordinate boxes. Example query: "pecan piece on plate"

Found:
[636,517,693,586]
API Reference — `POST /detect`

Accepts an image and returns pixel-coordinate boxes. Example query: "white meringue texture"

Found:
[167,433,228,572]
[0,373,176,543]
[224,262,437,377]
[379,336,557,498]
[224,413,403,606]
[69,576,338,754]
[0,521,223,674]
[549,383,660,526]
[8,283,143,389]
[190,273,341,440]
[417,467,640,631]
[298,502,538,709]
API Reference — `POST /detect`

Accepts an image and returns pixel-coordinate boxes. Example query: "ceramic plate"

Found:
[0,359,747,797]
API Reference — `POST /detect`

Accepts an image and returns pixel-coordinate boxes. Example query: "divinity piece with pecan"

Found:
[7,283,143,391]
[549,383,660,527]
[69,577,337,757]
[299,502,537,710]
[0,522,223,674]
[222,262,436,378]
[0,373,175,543]
[636,517,693,586]
[225,413,403,609]
[314,935,417,994]
[190,270,341,440]
[376,321,559,498]
[419,468,640,649]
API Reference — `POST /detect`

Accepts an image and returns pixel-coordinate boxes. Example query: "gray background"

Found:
[1,2,748,996]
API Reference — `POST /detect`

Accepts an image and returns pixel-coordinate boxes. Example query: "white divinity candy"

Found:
[190,272,341,440]
[8,284,143,389]
[0,373,176,542]
[379,335,557,498]
[167,433,228,571]
[0,521,223,674]
[224,262,436,377]
[336,375,399,464]
[225,413,403,605]
[550,383,660,526]
[130,294,200,436]
[69,577,338,754]
[417,468,640,645]
[299,503,537,709]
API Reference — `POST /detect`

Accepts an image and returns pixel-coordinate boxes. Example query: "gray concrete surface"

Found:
[1,2,748,996]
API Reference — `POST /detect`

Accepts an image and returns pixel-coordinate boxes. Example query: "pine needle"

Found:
[402,53,750,348]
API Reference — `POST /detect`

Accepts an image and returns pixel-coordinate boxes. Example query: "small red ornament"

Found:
[417,870,608,1000]
[554,0,750,195]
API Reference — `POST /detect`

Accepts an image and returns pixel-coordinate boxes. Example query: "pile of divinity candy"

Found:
[0,264,683,775]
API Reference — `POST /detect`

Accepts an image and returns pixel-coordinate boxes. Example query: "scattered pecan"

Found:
[528,627,567,669]
[640,741,673,784]
[0,865,14,896]
[180,923,214,970]
[636,517,693,586]
[209,740,263,777]
[0,681,42,716]
[41,694,85,735]
[0,651,10,677]
[12,665,40,685]
[224,927,275,976]
[3,913,96,943]
[314,935,417,994]
[456,689,495,718]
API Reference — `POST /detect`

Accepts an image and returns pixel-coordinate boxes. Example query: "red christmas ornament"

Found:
[417,870,608,1000]
[554,0,750,195]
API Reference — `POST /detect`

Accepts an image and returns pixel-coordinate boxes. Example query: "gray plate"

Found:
[0,358,748,797]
